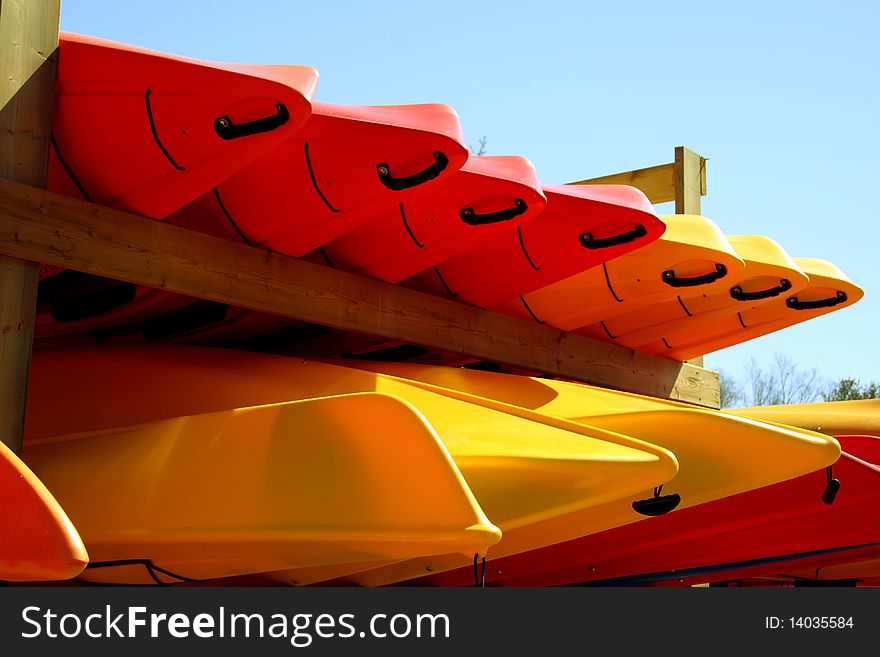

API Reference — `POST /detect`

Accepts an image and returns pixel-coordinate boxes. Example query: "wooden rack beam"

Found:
[0,0,60,454]
[0,179,720,407]
[569,146,707,208]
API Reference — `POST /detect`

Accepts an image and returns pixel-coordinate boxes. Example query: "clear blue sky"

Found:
[60,0,879,385]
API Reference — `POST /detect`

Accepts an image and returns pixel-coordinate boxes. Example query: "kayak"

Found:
[317,156,548,282]
[495,214,744,330]
[26,346,677,584]
[403,184,666,308]
[50,32,316,220]
[635,258,863,360]
[24,393,500,585]
[579,235,809,346]
[168,101,469,256]
[732,400,880,437]
[324,361,841,585]
[440,436,877,587]
[635,435,880,587]
[0,440,88,581]
[43,32,317,280]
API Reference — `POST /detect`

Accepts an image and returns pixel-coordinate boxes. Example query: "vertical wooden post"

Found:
[0,0,61,454]
[674,146,708,367]
[673,146,706,215]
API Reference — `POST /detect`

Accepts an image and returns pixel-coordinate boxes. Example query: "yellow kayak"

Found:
[325,360,841,586]
[495,214,745,330]
[25,393,501,584]
[635,258,863,360]
[732,399,880,437]
[582,235,809,346]
[27,346,677,584]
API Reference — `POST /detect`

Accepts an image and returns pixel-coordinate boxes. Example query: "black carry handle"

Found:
[729,278,793,302]
[786,290,848,311]
[460,198,528,226]
[376,151,449,191]
[661,263,728,288]
[214,103,290,140]
[579,224,648,250]
[632,486,681,517]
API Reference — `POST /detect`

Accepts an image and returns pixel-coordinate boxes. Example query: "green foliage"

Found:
[823,378,879,401]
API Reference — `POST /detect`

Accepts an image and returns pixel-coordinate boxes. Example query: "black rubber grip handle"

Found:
[661,263,728,288]
[460,198,527,226]
[632,493,681,517]
[786,291,848,311]
[214,103,289,140]
[579,224,648,250]
[376,151,449,191]
[729,278,793,302]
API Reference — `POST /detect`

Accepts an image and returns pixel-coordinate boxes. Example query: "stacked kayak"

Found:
[578,235,810,347]
[26,392,501,585]
[733,399,880,437]
[25,346,677,584]
[43,32,317,280]
[8,31,870,589]
[0,440,88,581]
[494,214,745,329]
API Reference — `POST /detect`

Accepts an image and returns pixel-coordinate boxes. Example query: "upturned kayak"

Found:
[26,346,676,584]
[317,155,548,282]
[732,400,880,437]
[635,258,863,360]
[580,235,809,346]
[0,440,88,581]
[320,361,840,586]
[24,393,500,585]
[404,184,665,308]
[495,214,744,330]
[168,101,469,256]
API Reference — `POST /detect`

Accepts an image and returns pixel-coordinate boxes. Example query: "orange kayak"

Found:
[579,235,809,346]
[318,155,547,282]
[495,214,745,330]
[403,184,666,308]
[169,101,469,256]
[0,440,88,581]
[635,258,863,359]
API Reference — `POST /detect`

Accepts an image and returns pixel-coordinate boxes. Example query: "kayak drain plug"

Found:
[822,466,840,506]
[632,485,681,517]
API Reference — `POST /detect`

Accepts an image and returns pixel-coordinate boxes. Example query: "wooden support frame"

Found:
[0,0,61,454]
[572,146,709,366]
[0,180,720,407]
[569,145,707,208]
[0,3,719,413]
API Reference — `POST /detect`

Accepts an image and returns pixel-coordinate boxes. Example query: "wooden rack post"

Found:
[0,0,61,454]
[570,146,708,365]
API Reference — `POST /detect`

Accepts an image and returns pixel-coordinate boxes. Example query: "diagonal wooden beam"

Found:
[0,179,720,407]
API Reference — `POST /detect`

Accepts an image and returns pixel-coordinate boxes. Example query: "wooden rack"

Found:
[0,1,719,456]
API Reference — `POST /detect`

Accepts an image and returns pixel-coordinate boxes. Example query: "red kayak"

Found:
[405,184,665,309]
[43,32,317,280]
[50,33,316,220]
[412,435,880,587]
[0,440,88,581]
[168,101,469,256]
[318,155,547,282]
